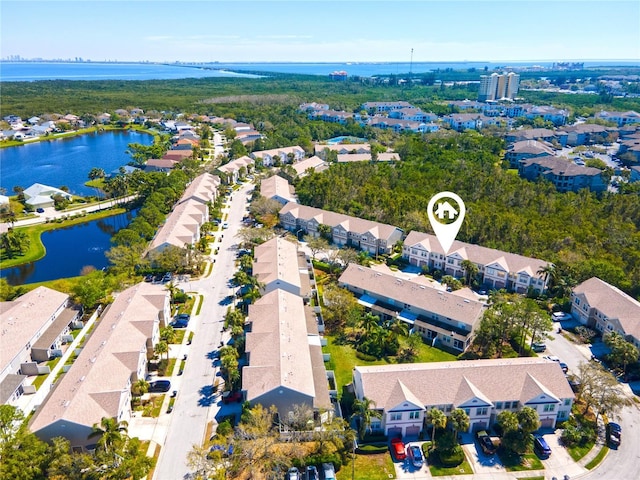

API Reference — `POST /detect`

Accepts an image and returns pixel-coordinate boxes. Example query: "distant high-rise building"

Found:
[478,72,520,101]
[506,72,520,99]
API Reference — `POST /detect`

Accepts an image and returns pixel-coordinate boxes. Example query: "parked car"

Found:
[171,319,189,328]
[287,467,299,480]
[306,465,318,480]
[148,380,171,393]
[533,436,552,457]
[322,462,336,480]
[559,362,569,373]
[552,312,572,321]
[36,207,45,213]
[407,444,424,468]
[222,222,229,229]
[176,313,190,322]
[321,463,336,480]
[476,430,496,455]
[544,355,561,363]
[532,342,547,353]
[607,422,621,447]
[390,437,406,461]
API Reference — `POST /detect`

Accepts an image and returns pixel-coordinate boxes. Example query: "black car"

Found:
[476,430,496,455]
[607,422,621,447]
[148,380,171,393]
[176,313,190,322]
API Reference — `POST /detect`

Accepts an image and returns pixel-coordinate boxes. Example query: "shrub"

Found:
[355,351,378,362]
[292,453,342,469]
[215,419,233,438]
[361,433,388,443]
[438,445,465,467]
[356,443,388,454]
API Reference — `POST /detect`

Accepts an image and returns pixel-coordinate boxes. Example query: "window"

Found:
[463,408,470,415]
[564,399,571,406]
[503,401,511,409]
[496,402,503,409]
[476,407,488,416]
[409,411,420,419]
[543,404,555,412]
[390,412,402,421]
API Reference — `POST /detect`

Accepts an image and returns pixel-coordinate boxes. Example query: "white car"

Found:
[544,355,561,363]
[552,312,572,321]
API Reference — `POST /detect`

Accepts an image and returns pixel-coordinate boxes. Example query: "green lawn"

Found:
[567,440,595,461]
[585,446,609,470]
[323,335,456,392]
[172,330,186,344]
[336,453,396,480]
[497,450,544,472]
[429,459,474,476]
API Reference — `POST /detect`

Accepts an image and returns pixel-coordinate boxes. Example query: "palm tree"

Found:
[132,378,149,397]
[361,313,379,333]
[89,417,128,454]
[537,264,557,293]
[154,340,169,360]
[426,407,447,449]
[388,318,409,338]
[160,326,177,344]
[351,397,382,441]
[449,408,470,442]
[461,260,479,286]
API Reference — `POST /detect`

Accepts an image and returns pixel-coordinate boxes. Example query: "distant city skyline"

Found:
[2,1,639,63]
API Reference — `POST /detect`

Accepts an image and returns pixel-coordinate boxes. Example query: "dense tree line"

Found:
[295,132,640,298]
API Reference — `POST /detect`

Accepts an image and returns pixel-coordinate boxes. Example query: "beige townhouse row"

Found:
[29,283,170,450]
[353,358,574,438]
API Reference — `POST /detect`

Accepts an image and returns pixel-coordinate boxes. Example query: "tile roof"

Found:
[253,237,302,294]
[520,155,603,177]
[355,358,573,411]
[29,283,167,435]
[573,277,640,340]
[1,287,69,368]
[292,156,326,176]
[338,264,485,328]
[508,140,555,155]
[337,153,372,162]
[403,231,549,278]
[147,199,206,252]
[243,290,316,403]
[260,175,296,203]
[279,203,402,242]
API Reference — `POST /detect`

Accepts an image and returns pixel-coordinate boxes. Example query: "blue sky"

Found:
[2,1,639,62]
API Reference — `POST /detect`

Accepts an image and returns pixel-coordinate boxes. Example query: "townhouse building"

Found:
[260,175,297,205]
[308,109,362,125]
[571,277,640,349]
[559,123,617,146]
[506,128,566,146]
[518,155,607,193]
[523,105,568,126]
[595,110,640,127]
[339,264,486,351]
[291,156,328,177]
[402,231,550,294]
[217,156,255,183]
[443,113,483,131]
[362,101,413,113]
[314,143,371,159]
[279,203,403,255]
[243,284,332,420]
[505,140,556,168]
[353,358,573,437]
[1,287,81,406]
[252,237,302,296]
[146,173,219,257]
[388,108,437,122]
[250,145,305,167]
[369,117,438,133]
[29,283,169,449]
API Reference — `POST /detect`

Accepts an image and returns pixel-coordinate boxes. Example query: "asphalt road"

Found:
[153,182,253,480]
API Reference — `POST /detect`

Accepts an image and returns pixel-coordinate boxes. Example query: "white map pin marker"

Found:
[427,191,466,255]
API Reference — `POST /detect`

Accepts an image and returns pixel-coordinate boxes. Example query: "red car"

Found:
[390,438,406,461]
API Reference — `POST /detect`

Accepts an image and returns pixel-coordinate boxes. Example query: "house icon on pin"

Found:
[434,200,458,220]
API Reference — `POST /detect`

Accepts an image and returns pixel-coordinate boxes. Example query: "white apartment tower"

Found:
[478,72,520,101]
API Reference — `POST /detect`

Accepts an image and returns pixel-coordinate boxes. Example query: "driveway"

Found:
[394,442,430,480]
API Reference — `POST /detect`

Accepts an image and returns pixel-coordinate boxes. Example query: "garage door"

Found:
[406,426,421,437]
[387,428,402,438]
[472,421,487,432]
[540,418,555,428]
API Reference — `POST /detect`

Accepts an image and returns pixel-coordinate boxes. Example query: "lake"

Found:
[0,130,152,197]
[0,210,136,285]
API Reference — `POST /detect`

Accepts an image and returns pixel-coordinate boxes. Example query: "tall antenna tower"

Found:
[409,48,414,77]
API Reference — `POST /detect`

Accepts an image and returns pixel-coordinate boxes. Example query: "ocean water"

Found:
[2,60,638,82]
[0,62,260,81]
